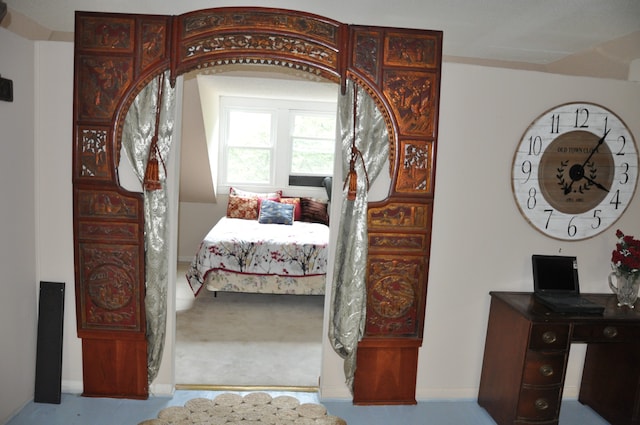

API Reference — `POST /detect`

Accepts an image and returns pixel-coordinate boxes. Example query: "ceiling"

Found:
[3,0,640,79]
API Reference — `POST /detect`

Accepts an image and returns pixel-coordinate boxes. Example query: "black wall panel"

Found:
[34,281,65,404]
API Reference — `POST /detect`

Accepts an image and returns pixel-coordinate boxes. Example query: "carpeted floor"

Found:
[139,392,346,424]
[175,283,325,388]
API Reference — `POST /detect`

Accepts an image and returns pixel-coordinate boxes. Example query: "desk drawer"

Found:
[522,350,566,386]
[529,324,570,350]
[572,324,640,343]
[517,386,561,421]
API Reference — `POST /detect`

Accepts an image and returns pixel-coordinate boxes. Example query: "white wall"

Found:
[0,28,36,423]
[33,41,81,395]
[4,31,639,422]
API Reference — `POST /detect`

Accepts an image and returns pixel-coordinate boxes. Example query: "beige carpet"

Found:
[139,392,346,424]
[175,286,324,387]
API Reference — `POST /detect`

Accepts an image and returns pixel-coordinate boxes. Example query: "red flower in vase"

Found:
[612,229,640,275]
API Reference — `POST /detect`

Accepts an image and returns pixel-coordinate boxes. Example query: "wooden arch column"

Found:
[72,7,441,403]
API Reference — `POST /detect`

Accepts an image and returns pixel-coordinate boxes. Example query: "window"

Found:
[224,109,274,184]
[219,96,336,192]
[290,112,336,176]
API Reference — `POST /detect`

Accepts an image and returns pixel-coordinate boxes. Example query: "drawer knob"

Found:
[539,364,554,377]
[534,398,550,411]
[542,331,557,344]
[603,326,618,338]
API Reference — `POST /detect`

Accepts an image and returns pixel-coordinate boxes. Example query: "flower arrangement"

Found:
[611,229,640,276]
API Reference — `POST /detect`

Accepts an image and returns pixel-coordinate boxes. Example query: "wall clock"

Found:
[512,102,638,240]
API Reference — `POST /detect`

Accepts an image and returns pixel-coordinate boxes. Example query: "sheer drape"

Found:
[329,79,389,392]
[121,70,176,383]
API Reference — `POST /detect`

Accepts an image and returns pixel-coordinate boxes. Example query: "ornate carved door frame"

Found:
[72,7,441,403]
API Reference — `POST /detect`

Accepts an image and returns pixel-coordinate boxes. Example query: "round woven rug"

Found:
[138,392,347,425]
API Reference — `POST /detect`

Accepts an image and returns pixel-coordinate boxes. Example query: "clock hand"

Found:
[563,128,611,194]
[579,128,610,168]
[582,176,609,192]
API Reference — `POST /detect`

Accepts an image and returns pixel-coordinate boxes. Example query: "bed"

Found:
[187,214,330,296]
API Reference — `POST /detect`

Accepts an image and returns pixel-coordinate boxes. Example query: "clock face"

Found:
[512,102,638,240]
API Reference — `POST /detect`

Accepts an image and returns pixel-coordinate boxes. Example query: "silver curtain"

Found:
[329,79,389,392]
[121,70,176,383]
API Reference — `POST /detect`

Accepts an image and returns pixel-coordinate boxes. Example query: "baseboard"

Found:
[61,379,83,394]
[416,386,478,400]
[150,383,175,397]
[318,384,352,400]
[561,385,579,399]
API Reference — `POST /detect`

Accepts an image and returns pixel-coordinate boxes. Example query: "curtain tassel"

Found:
[343,145,368,201]
[346,165,358,201]
[143,73,166,191]
[343,85,365,201]
[144,137,162,191]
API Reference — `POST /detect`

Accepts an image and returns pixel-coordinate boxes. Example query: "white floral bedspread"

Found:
[187,217,329,295]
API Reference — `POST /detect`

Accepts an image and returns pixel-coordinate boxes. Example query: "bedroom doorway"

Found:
[173,66,338,388]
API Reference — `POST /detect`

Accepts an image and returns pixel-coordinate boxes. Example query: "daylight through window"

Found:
[219,96,337,191]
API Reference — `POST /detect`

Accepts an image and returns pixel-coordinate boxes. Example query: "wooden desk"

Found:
[478,292,640,425]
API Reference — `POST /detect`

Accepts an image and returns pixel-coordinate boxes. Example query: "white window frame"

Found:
[218,96,336,195]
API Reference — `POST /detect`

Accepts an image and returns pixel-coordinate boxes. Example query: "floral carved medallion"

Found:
[80,245,140,329]
[88,264,134,311]
[366,258,422,335]
[370,276,415,319]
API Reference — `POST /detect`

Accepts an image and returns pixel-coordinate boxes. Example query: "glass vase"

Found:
[608,271,640,308]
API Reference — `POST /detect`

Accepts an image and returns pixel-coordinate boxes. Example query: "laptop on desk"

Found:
[532,255,605,315]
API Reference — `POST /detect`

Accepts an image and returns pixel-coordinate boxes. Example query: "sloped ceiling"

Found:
[3,0,640,80]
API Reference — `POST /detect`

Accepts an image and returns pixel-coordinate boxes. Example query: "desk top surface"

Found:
[490,291,640,323]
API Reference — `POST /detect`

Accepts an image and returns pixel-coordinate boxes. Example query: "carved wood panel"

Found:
[365,256,426,336]
[73,12,174,398]
[351,26,440,341]
[175,8,342,83]
[77,243,142,330]
[73,8,441,401]
[367,201,432,338]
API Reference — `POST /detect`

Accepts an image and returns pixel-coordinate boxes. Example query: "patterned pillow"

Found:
[257,196,281,214]
[280,197,302,221]
[230,187,283,199]
[258,199,294,225]
[300,197,329,225]
[226,195,259,219]
[228,187,282,218]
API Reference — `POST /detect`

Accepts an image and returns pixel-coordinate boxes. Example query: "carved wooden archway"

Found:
[72,7,441,403]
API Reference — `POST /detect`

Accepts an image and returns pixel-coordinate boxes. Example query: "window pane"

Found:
[291,138,334,174]
[293,114,335,139]
[291,112,335,175]
[226,147,271,183]
[228,111,272,147]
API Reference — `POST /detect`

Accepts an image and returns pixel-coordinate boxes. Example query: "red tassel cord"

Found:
[343,86,369,200]
[144,73,167,191]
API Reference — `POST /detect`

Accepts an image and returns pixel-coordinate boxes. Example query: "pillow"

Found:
[226,195,259,219]
[300,197,329,225]
[228,187,282,217]
[230,187,282,199]
[257,196,281,214]
[280,197,302,221]
[258,199,294,225]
